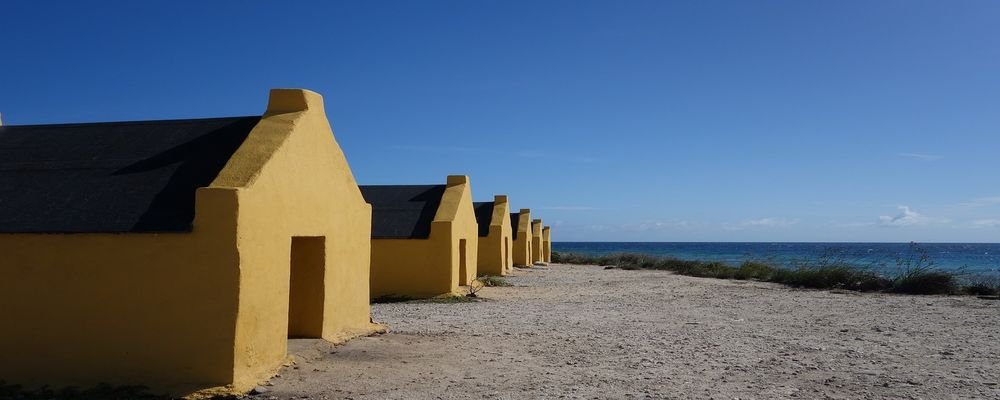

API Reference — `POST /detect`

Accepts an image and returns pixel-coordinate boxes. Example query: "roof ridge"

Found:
[359,184,445,188]
[1,115,260,129]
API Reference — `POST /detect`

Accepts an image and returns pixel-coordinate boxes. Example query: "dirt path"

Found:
[255,264,1000,399]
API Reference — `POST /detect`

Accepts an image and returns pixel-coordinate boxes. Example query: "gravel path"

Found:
[258,264,1000,399]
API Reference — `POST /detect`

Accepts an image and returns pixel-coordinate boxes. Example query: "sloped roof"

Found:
[360,185,446,239]
[473,201,495,237]
[0,116,260,233]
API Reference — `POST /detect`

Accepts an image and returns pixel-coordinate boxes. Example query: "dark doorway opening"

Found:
[459,239,468,285]
[288,236,325,338]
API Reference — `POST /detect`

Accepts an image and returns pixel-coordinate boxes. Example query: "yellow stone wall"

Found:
[542,226,552,263]
[476,195,513,276]
[212,89,378,390]
[531,219,544,264]
[0,193,240,395]
[511,209,533,267]
[369,176,479,299]
[0,89,377,396]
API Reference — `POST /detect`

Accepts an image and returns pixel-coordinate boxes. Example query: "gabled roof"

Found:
[0,116,260,233]
[473,201,495,237]
[360,185,446,239]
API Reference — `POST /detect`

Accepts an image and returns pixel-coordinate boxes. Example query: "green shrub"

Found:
[553,248,980,296]
[772,266,891,291]
[891,270,958,294]
[887,243,959,295]
[551,251,605,265]
[477,275,513,287]
[963,283,999,296]
[962,274,1000,296]
[734,261,778,280]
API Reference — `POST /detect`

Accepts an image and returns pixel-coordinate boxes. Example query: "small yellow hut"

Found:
[0,89,378,395]
[361,176,479,299]
[474,195,514,276]
[543,226,553,263]
[531,219,544,264]
[510,208,533,267]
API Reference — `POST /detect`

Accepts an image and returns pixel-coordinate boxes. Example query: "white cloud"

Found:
[829,221,873,228]
[897,152,942,161]
[959,197,1000,208]
[724,218,800,230]
[972,219,1000,228]
[878,206,930,227]
[583,220,705,233]
[588,224,613,232]
[629,220,698,231]
[745,218,800,227]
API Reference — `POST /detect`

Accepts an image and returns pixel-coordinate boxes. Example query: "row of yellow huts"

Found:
[0,89,552,396]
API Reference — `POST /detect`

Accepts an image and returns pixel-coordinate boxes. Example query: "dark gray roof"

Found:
[360,185,446,239]
[510,213,520,240]
[473,201,494,237]
[0,116,260,233]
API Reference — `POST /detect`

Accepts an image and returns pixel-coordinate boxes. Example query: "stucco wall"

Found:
[542,226,552,263]
[512,209,533,267]
[369,176,478,299]
[370,238,453,298]
[531,219,544,264]
[0,89,377,396]
[0,188,241,394]
[212,89,377,389]
[476,195,513,276]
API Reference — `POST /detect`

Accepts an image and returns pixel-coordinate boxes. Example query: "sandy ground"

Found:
[254,264,1000,400]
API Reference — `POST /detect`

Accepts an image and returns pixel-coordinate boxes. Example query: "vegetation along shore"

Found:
[552,246,1000,296]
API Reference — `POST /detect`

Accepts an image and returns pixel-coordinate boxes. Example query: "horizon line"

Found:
[552,240,1000,245]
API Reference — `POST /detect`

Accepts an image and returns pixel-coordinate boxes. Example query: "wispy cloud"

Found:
[723,217,800,230]
[627,220,701,231]
[580,220,705,233]
[745,218,800,227]
[958,197,1000,208]
[897,152,942,161]
[830,221,873,228]
[971,219,1000,228]
[876,205,951,227]
[587,224,614,232]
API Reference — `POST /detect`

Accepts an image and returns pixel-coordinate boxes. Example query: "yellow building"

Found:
[474,195,514,276]
[531,219,545,264]
[510,208,533,267]
[361,175,479,299]
[0,89,379,396]
[542,226,553,263]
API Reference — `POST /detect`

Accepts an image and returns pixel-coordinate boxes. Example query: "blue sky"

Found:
[1,1,998,242]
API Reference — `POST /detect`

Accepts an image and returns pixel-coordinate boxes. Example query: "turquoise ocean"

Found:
[552,242,1000,275]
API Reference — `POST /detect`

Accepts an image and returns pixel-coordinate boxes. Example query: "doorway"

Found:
[288,236,325,338]
[459,238,468,285]
[504,237,510,271]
